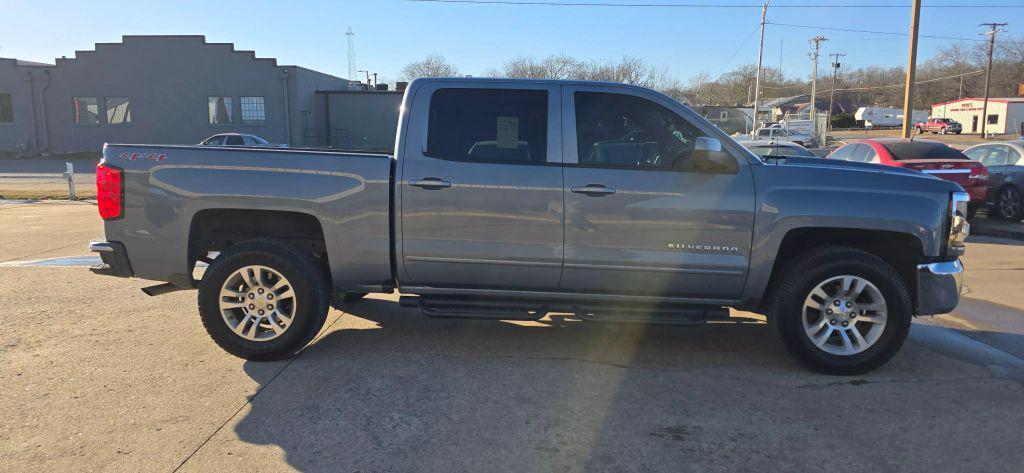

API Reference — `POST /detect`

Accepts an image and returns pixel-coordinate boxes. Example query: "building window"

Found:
[0,94,13,123]
[73,97,99,125]
[988,114,999,125]
[208,96,233,124]
[240,96,266,123]
[105,97,131,125]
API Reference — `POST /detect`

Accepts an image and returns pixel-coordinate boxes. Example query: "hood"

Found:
[766,155,937,179]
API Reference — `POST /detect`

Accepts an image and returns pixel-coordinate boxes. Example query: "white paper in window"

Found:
[496,116,519,149]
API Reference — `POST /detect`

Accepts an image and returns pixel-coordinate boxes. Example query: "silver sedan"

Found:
[964,140,1024,221]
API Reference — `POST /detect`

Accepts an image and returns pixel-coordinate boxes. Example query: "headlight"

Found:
[948,191,970,256]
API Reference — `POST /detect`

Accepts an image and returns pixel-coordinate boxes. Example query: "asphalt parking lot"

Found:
[2,201,1024,472]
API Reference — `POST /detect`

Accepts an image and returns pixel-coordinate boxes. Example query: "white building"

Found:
[854,107,928,128]
[931,97,1024,135]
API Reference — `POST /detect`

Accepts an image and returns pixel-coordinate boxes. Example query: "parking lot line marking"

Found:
[0,240,95,264]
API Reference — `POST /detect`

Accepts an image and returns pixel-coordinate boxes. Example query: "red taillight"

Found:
[968,164,989,184]
[96,163,123,220]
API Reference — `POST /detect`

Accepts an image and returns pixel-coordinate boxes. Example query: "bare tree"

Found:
[405,37,1024,109]
[399,54,460,81]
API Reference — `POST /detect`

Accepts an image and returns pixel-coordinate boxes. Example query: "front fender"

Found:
[742,163,955,303]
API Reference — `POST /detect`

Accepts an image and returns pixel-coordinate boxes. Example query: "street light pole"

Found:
[751,1,770,133]
[980,22,1007,138]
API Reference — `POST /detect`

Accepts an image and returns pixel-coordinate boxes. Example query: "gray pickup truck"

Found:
[90,78,967,374]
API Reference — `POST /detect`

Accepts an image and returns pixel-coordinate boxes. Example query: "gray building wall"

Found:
[0,59,50,152]
[289,66,349,147]
[0,36,348,153]
[322,91,402,152]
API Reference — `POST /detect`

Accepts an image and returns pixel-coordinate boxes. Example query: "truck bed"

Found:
[101,143,394,292]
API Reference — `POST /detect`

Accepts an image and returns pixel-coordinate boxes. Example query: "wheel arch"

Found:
[753,227,924,313]
[188,208,329,283]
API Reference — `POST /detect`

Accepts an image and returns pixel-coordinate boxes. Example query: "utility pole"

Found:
[751,1,770,132]
[980,22,1007,138]
[779,39,783,80]
[809,35,827,145]
[827,53,845,131]
[900,0,921,138]
[357,70,371,89]
[345,27,356,81]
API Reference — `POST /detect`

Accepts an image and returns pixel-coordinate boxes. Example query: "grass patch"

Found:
[0,190,97,200]
[0,150,102,161]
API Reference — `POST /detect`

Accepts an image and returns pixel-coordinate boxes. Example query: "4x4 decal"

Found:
[119,152,167,162]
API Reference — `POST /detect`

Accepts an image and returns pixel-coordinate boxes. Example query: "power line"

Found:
[717,25,760,75]
[767,21,990,42]
[819,69,978,93]
[757,70,984,98]
[406,0,1024,7]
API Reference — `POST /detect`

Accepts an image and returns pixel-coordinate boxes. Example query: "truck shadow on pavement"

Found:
[230,296,1024,472]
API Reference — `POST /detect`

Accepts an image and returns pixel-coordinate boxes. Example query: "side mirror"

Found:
[690,137,737,173]
[694,136,722,153]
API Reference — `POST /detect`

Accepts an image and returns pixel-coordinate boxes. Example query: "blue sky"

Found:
[2,0,1023,85]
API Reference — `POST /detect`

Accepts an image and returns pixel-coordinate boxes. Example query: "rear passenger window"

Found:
[863,147,879,163]
[830,144,854,160]
[427,88,547,163]
[851,145,871,162]
[1008,147,1021,165]
[225,135,244,146]
[980,146,1009,166]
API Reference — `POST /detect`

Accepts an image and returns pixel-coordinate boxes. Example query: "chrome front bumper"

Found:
[916,259,964,316]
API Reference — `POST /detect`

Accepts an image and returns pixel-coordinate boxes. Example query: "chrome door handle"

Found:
[409,177,452,189]
[570,184,616,196]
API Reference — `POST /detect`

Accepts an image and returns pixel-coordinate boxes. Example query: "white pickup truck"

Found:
[751,126,813,147]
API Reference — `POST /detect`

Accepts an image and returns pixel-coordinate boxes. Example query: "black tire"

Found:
[768,246,912,375]
[915,127,923,134]
[198,239,330,360]
[992,185,1024,222]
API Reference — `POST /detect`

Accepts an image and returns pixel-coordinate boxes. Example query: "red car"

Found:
[827,138,988,217]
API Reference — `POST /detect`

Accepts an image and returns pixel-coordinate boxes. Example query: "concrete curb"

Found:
[972,226,1024,242]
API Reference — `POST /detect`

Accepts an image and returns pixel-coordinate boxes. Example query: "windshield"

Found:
[883,141,968,160]
[747,144,815,158]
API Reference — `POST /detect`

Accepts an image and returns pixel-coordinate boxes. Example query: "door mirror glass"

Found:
[694,137,722,152]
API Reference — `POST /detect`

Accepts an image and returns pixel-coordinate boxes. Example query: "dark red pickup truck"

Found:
[915,118,963,135]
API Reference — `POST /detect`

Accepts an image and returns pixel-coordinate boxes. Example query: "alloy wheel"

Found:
[999,187,1021,219]
[218,265,297,341]
[802,275,888,356]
